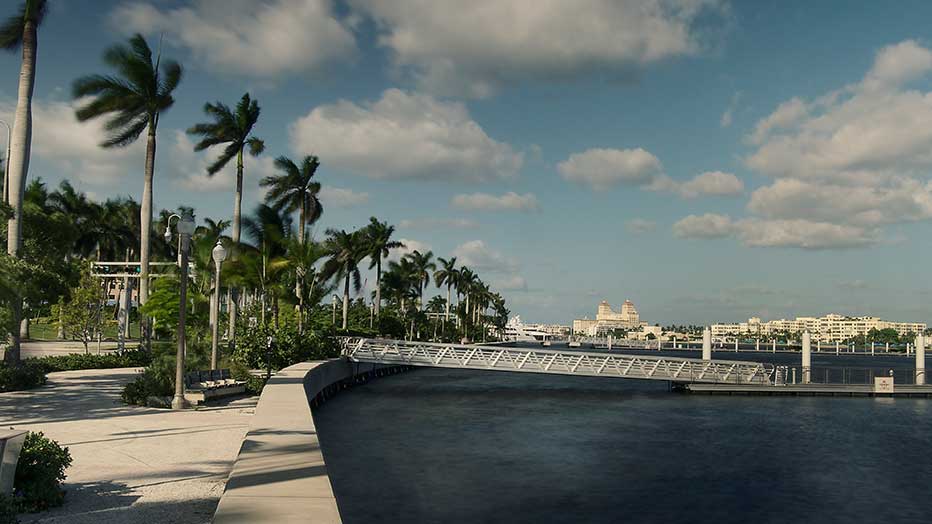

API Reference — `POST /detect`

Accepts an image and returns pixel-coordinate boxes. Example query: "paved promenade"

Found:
[0,368,256,523]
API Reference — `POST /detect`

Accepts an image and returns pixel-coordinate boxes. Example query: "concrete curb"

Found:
[212,359,402,523]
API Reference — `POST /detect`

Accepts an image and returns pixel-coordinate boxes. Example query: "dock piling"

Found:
[802,331,811,384]
[917,334,926,385]
[702,328,711,361]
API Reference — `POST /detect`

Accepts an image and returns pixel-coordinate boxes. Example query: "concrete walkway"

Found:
[0,368,256,523]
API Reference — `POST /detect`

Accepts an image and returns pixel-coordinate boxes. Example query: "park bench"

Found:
[183,369,247,404]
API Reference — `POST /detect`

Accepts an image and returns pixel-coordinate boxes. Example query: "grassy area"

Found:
[26,317,142,341]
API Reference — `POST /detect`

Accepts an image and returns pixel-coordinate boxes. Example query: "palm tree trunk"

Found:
[445,284,451,323]
[375,258,382,317]
[342,271,350,330]
[136,120,157,352]
[4,19,38,363]
[299,198,306,245]
[227,149,245,346]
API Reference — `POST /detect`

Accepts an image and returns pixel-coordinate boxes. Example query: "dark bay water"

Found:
[314,351,932,524]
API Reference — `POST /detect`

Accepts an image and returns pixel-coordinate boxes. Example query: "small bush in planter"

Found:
[13,432,73,513]
[0,495,17,524]
[0,362,46,393]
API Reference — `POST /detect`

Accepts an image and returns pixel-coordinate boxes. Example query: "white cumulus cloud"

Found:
[350,0,727,97]
[111,0,356,78]
[289,89,523,181]
[453,240,518,273]
[451,192,538,212]
[625,218,658,234]
[557,147,662,190]
[319,186,369,208]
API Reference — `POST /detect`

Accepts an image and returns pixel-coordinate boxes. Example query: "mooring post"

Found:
[607,334,612,351]
[702,328,712,361]
[756,339,760,351]
[802,331,811,384]
[817,340,821,352]
[916,334,925,386]
[835,341,839,355]
[772,339,776,353]
[871,342,875,356]
[886,342,889,353]
[735,338,738,352]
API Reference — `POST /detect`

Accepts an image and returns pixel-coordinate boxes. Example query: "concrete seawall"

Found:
[213,359,405,524]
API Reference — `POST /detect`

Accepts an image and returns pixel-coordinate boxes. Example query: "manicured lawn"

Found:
[27,317,142,341]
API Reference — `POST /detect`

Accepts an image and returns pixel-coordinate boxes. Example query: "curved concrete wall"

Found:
[213,359,398,524]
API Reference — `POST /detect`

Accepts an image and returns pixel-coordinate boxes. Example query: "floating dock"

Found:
[684,383,932,397]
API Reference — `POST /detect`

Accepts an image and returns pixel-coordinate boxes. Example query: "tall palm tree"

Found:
[458,267,478,340]
[272,237,327,333]
[320,229,365,330]
[405,250,435,310]
[364,217,403,318]
[187,93,264,245]
[433,256,457,326]
[261,155,322,244]
[0,0,47,363]
[187,93,263,342]
[73,33,183,349]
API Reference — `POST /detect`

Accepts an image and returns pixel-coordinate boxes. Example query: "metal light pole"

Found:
[0,120,10,205]
[210,239,228,370]
[168,210,196,410]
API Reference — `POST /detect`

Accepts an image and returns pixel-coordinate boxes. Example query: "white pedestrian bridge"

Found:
[342,338,774,385]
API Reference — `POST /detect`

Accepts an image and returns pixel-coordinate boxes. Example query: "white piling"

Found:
[916,334,926,386]
[886,342,889,353]
[772,339,776,353]
[702,328,712,361]
[802,331,811,384]
[756,339,760,351]
[871,342,875,356]
[607,334,613,351]
[835,341,839,355]
[817,340,821,353]
[735,339,739,352]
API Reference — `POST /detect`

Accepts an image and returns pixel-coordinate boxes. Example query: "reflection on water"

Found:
[314,353,932,524]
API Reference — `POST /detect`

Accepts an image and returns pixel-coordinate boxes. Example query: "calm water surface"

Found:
[314,350,932,523]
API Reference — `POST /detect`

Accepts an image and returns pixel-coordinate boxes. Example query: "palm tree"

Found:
[458,268,478,340]
[433,256,457,327]
[363,218,403,318]
[261,155,322,244]
[320,229,365,330]
[0,0,47,363]
[72,33,183,348]
[273,237,327,333]
[187,93,264,245]
[187,93,263,342]
[405,250,435,310]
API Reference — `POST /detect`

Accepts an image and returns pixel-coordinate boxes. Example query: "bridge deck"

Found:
[342,339,773,385]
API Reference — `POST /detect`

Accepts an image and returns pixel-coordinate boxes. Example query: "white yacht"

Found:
[504,316,552,343]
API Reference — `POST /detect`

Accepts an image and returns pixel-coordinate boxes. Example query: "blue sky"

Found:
[4,0,932,325]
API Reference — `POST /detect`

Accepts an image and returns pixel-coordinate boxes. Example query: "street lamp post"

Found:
[332,294,337,325]
[211,239,228,370]
[166,209,196,410]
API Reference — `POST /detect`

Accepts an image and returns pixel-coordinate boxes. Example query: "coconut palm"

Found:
[363,217,403,318]
[260,155,322,244]
[72,33,182,347]
[0,0,47,362]
[457,267,478,340]
[404,250,435,310]
[187,93,263,342]
[187,93,264,245]
[320,229,366,330]
[272,237,327,333]
[433,256,457,326]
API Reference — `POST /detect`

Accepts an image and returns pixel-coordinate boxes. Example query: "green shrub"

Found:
[13,432,72,513]
[120,341,210,406]
[233,323,340,372]
[0,495,16,524]
[229,361,266,395]
[29,349,151,373]
[120,367,173,405]
[0,362,46,393]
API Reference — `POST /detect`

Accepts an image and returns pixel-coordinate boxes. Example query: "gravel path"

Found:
[0,367,256,523]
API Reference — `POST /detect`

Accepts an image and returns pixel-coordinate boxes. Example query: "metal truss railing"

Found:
[342,338,774,385]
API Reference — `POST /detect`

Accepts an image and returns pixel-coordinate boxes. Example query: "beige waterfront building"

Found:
[711,314,926,342]
[573,300,649,336]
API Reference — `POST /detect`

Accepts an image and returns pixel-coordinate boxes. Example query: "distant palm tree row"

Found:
[0,5,510,362]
